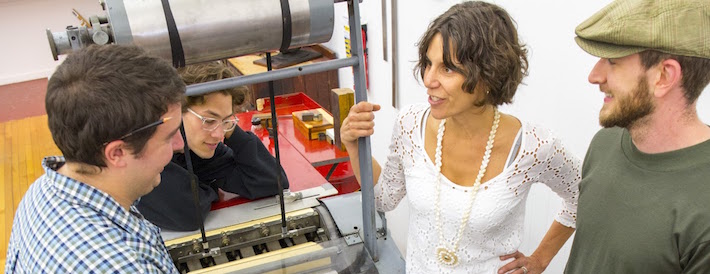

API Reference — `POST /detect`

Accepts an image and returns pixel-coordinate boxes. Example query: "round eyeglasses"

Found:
[187,108,238,132]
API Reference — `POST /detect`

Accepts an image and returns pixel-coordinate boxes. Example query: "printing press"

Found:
[47,0,405,273]
[160,189,401,273]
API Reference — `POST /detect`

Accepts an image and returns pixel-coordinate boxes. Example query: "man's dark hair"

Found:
[46,45,185,169]
[639,50,710,104]
[415,1,528,106]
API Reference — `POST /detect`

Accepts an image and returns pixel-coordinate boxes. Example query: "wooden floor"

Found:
[1,116,61,268]
[1,79,58,271]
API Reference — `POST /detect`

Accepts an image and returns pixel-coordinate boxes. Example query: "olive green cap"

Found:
[575,0,710,59]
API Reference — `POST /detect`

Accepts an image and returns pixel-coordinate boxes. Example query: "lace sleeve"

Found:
[373,107,411,212]
[536,135,582,228]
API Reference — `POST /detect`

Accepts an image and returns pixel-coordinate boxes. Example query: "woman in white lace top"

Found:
[340,2,581,274]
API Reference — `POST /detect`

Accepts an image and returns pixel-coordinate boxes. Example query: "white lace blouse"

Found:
[375,104,581,273]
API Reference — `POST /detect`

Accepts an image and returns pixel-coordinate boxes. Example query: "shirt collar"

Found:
[43,156,151,236]
[621,129,710,171]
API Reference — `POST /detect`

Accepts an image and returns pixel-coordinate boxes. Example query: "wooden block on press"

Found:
[251,113,274,128]
[330,88,355,150]
[292,108,333,140]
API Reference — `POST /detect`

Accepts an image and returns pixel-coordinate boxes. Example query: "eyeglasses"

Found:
[187,108,238,132]
[103,117,172,146]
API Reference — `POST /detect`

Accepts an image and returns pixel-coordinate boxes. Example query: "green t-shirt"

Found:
[565,127,710,273]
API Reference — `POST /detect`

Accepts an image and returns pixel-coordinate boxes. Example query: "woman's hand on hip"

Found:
[498,251,545,274]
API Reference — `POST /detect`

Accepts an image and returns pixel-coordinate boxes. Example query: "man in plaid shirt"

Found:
[5,45,186,273]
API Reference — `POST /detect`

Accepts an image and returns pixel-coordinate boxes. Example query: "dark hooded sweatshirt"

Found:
[137,126,288,231]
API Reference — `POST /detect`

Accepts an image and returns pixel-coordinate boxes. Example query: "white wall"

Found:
[0,0,101,85]
[323,1,394,108]
[328,0,710,273]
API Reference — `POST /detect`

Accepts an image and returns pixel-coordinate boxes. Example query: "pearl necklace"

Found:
[434,108,500,267]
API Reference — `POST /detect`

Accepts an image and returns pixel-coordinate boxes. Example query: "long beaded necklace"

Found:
[434,108,500,267]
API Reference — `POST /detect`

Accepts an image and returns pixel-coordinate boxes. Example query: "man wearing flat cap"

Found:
[565,0,710,273]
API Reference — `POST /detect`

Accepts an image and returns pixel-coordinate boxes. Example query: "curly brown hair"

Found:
[415,1,528,106]
[46,45,185,170]
[178,61,248,112]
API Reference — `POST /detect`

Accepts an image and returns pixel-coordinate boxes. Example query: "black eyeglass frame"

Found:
[102,117,172,146]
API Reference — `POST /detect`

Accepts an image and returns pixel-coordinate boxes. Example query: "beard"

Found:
[599,75,655,128]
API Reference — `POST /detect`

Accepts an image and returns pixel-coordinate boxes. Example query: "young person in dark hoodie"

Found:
[137,61,289,231]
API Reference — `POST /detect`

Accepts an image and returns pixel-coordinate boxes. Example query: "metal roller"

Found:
[47,0,334,66]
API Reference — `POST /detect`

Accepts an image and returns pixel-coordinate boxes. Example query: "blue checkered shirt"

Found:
[5,156,179,273]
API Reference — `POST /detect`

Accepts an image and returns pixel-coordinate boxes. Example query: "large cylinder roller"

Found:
[47,0,334,66]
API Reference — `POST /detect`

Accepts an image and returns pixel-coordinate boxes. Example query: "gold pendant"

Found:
[436,246,459,266]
